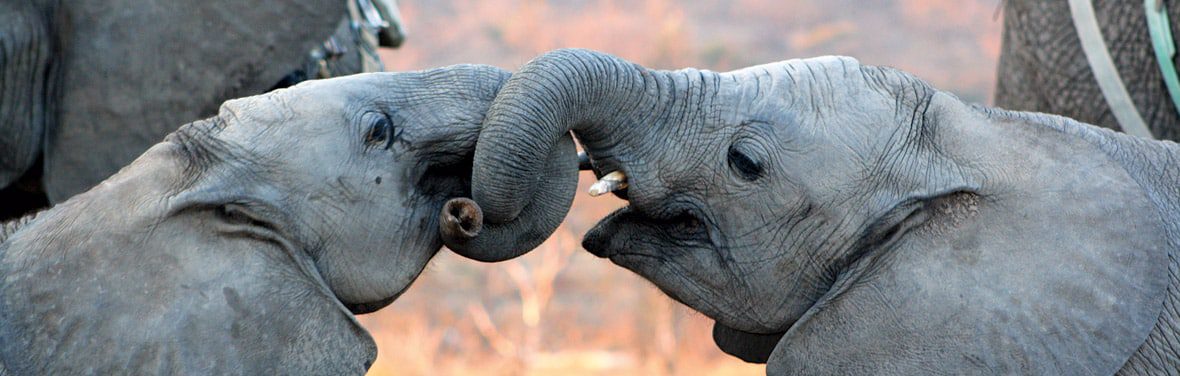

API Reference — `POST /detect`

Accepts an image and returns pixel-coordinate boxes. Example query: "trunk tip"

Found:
[440,198,483,242]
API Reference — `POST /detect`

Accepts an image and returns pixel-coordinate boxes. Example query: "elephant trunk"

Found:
[441,135,578,262]
[442,48,676,261]
[436,64,581,262]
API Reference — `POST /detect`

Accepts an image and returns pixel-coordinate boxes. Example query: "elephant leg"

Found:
[0,1,55,194]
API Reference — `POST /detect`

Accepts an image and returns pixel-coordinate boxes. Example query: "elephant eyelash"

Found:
[364,116,400,150]
[727,145,764,181]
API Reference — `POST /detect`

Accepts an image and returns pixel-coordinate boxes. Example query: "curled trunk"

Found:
[441,135,578,262]
[443,49,693,261]
[417,64,579,262]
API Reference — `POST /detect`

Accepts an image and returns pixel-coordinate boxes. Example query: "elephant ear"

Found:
[43,0,346,201]
[768,135,1170,374]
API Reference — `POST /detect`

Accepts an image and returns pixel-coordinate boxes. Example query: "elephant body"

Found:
[0,0,401,219]
[0,66,545,374]
[995,0,1180,139]
[446,49,1180,374]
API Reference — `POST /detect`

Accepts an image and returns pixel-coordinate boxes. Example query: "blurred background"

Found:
[365,1,1003,374]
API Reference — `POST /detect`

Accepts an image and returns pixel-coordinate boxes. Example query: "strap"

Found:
[347,0,385,73]
[1146,0,1180,120]
[1069,0,1155,139]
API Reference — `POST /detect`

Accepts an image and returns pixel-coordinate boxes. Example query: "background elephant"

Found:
[443,49,1180,374]
[0,65,570,374]
[995,0,1180,139]
[0,0,403,219]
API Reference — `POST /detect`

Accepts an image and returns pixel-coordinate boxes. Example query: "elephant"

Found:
[995,0,1180,139]
[441,49,1180,374]
[0,64,569,374]
[0,0,403,219]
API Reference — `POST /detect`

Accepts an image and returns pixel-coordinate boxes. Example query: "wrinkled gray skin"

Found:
[996,0,1180,139]
[446,49,1180,374]
[0,0,398,217]
[0,66,568,374]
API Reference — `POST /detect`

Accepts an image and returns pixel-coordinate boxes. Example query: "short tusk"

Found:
[588,171,627,197]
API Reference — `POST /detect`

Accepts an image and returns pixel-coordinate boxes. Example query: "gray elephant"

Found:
[0,0,402,219]
[0,65,557,374]
[442,49,1180,374]
[996,0,1180,139]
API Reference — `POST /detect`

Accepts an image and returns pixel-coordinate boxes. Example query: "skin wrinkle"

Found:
[486,75,556,175]
[712,218,759,310]
[655,254,752,328]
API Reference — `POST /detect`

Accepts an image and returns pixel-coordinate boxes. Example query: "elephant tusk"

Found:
[588,171,627,197]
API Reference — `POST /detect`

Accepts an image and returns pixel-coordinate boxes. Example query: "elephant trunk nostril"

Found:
[440,198,483,242]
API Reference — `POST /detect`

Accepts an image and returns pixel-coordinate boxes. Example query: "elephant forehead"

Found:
[725,55,863,86]
[218,92,346,137]
[218,94,296,124]
[713,56,899,138]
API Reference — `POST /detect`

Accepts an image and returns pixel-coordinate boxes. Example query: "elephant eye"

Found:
[669,211,707,239]
[727,144,764,181]
[364,116,397,150]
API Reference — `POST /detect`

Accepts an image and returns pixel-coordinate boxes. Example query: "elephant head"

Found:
[0,65,571,374]
[445,49,1173,373]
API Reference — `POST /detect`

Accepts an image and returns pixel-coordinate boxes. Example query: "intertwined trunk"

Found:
[448,49,713,261]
